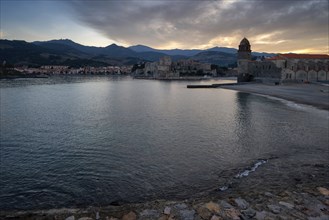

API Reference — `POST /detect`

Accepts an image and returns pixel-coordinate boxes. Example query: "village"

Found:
[2,59,238,79]
[9,65,133,76]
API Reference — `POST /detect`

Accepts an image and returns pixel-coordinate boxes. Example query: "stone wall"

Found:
[141,57,214,78]
[237,37,329,83]
[281,59,329,82]
[248,61,282,79]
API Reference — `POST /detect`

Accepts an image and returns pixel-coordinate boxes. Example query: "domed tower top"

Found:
[238,37,251,52]
[240,37,250,46]
[238,37,251,60]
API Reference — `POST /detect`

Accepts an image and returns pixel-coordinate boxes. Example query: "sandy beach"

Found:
[220,83,329,110]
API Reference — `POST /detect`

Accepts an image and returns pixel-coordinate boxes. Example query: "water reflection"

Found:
[234,92,252,139]
[233,92,271,160]
[1,78,328,210]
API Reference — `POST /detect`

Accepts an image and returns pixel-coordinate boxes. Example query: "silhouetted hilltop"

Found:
[0,39,275,66]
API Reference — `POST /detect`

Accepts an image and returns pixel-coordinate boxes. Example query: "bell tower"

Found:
[237,38,253,82]
[238,37,251,60]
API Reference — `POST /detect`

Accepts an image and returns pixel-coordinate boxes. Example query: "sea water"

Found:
[0,77,328,210]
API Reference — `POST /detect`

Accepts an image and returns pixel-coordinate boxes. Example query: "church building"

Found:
[237,38,329,83]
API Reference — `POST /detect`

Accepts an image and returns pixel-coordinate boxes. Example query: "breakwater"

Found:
[187,83,237,88]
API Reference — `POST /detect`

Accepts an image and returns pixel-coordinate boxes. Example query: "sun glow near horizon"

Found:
[1,0,328,54]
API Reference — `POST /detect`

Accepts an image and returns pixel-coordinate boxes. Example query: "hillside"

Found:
[34,39,106,55]
[129,45,202,56]
[0,40,142,67]
[1,39,275,67]
[0,40,65,66]
[129,44,276,57]
[190,51,237,66]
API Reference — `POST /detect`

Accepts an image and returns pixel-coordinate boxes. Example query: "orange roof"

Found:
[266,56,285,60]
[278,54,329,59]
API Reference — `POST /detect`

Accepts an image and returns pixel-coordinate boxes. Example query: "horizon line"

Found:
[1,38,328,55]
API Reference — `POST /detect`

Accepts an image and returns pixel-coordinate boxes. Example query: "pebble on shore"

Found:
[2,186,329,220]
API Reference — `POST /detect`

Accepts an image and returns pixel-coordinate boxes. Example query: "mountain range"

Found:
[0,39,275,67]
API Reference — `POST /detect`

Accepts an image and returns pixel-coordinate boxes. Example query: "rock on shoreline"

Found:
[1,186,328,220]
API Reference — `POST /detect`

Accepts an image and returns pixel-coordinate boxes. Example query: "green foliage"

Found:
[211,64,218,70]
[228,62,237,68]
[62,58,109,67]
[190,51,237,66]
[0,65,25,78]
[131,63,145,72]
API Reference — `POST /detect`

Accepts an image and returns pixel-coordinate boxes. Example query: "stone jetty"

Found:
[186,83,237,88]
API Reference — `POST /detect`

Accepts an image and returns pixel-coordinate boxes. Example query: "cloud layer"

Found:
[68,0,328,53]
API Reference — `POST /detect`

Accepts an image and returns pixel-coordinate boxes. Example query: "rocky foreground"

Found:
[1,186,328,220]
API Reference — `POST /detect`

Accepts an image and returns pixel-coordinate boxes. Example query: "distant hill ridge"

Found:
[128,44,274,57]
[0,39,276,66]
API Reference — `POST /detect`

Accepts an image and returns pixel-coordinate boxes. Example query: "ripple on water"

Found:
[0,78,328,210]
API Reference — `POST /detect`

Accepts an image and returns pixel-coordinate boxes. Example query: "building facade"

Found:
[268,54,329,81]
[141,56,216,78]
[237,38,329,82]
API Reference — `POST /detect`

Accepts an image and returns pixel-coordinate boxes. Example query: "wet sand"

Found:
[220,83,329,110]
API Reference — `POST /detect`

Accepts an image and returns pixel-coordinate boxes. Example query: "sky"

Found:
[0,0,328,54]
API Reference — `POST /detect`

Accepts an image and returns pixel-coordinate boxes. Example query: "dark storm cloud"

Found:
[67,0,328,51]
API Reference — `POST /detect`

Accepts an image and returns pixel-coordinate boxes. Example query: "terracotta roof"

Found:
[278,54,329,59]
[266,56,285,60]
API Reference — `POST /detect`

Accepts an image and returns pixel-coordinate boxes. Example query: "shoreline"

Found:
[220,83,329,111]
[1,183,328,219]
[1,155,328,219]
[1,80,328,220]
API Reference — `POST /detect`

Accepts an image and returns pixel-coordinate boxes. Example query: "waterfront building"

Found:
[267,54,329,81]
[13,65,132,76]
[237,38,329,82]
[140,56,215,78]
[144,62,158,77]
[157,56,177,78]
[173,60,215,76]
[41,65,70,74]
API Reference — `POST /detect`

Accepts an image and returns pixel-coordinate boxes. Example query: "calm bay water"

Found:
[0,77,328,210]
